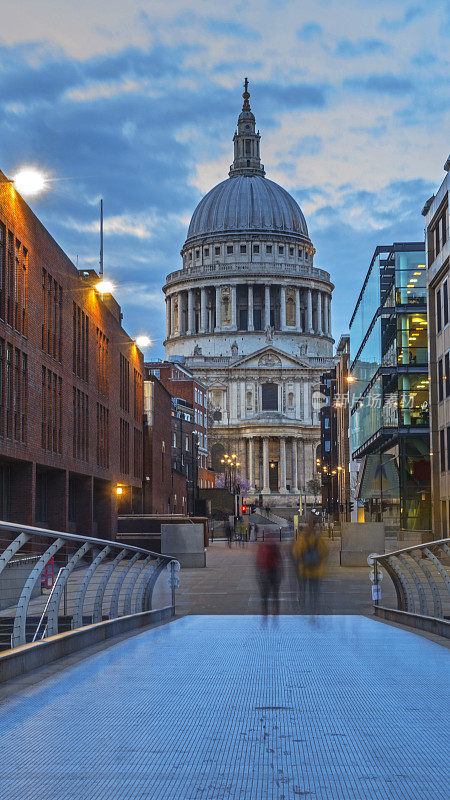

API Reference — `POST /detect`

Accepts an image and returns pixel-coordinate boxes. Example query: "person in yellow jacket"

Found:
[292,514,328,611]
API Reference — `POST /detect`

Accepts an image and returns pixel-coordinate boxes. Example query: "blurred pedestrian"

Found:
[226,521,233,548]
[256,539,283,619]
[292,514,328,612]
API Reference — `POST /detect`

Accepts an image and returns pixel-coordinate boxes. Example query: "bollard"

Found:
[262,528,265,541]
[279,527,282,542]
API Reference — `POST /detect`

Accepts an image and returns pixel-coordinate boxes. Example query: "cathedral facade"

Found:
[163,81,334,505]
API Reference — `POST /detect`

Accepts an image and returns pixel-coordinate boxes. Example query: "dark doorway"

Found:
[253,308,262,330]
[269,461,279,492]
[239,309,248,330]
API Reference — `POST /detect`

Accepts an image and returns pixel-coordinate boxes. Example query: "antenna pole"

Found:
[99,198,104,276]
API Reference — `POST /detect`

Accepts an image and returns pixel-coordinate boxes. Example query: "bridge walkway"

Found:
[0,613,448,799]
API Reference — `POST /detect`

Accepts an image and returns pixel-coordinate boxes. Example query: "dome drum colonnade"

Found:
[163,79,334,502]
[165,278,331,339]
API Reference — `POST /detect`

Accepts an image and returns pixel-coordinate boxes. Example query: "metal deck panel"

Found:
[0,615,448,799]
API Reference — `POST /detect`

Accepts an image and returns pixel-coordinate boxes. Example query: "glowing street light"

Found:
[12,168,48,197]
[346,375,355,383]
[95,279,115,294]
[135,335,152,349]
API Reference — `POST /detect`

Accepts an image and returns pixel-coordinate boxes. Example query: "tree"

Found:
[215,472,251,495]
[306,478,321,502]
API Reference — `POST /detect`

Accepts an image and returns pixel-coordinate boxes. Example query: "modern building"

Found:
[349,242,430,537]
[145,360,210,485]
[0,170,144,538]
[162,81,334,506]
[335,335,351,523]
[423,156,450,536]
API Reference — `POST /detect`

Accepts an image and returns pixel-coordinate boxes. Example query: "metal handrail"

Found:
[32,567,65,642]
[371,537,450,629]
[0,520,180,650]
[373,537,450,560]
[0,520,172,562]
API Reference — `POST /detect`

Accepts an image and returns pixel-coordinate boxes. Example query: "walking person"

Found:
[226,521,233,548]
[292,514,328,613]
[256,539,283,620]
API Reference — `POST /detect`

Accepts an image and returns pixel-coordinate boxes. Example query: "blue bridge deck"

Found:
[0,615,449,799]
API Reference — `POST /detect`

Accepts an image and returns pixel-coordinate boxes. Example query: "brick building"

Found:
[145,360,213,488]
[142,374,172,514]
[171,396,198,514]
[0,170,144,538]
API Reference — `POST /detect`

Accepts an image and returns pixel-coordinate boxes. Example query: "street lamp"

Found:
[135,335,152,349]
[95,279,115,295]
[12,167,48,197]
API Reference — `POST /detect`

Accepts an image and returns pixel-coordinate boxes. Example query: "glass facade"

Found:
[349,243,430,532]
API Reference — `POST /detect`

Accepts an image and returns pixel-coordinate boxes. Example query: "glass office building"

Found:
[349,243,431,533]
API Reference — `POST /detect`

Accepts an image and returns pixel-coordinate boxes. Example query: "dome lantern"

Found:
[229,78,265,178]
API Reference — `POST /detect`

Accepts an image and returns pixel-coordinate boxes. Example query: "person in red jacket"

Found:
[256,539,283,619]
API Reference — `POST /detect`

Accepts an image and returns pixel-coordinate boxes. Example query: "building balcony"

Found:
[165,261,331,287]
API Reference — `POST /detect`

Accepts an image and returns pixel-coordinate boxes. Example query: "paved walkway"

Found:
[172,539,397,615]
[0,614,448,799]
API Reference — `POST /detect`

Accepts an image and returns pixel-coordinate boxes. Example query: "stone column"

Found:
[322,294,328,335]
[166,296,171,338]
[295,288,301,331]
[295,382,302,419]
[215,287,221,332]
[304,382,310,422]
[317,291,323,335]
[307,288,313,333]
[240,381,246,419]
[248,284,254,331]
[248,437,255,489]
[265,285,271,327]
[177,291,183,335]
[291,438,298,492]
[231,284,237,329]
[187,289,195,334]
[200,288,207,333]
[280,285,287,331]
[327,294,332,337]
[262,437,270,493]
[279,437,287,493]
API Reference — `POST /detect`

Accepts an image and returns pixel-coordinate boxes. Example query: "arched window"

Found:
[261,383,278,411]
[288,392,294,407]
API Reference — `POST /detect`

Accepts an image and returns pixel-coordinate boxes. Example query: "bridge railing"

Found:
[0,520,180,652]
[371,537,450,637]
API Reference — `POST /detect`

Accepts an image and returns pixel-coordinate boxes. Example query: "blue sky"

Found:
[1,0,449,358]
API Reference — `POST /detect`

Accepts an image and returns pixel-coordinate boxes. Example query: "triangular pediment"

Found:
[229,346,312,370]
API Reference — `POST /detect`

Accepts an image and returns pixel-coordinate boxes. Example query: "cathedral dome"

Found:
[186,174,308,242]
[184,77,309,246]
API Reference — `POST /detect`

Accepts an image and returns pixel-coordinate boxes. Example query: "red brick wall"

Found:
[143,376,172,514]
[0,172,144,536]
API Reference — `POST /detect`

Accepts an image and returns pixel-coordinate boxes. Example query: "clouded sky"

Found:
[1,0,449,357]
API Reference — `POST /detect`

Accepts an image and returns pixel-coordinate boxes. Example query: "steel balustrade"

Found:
[0,521,180,652]
[372,537,450,636]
